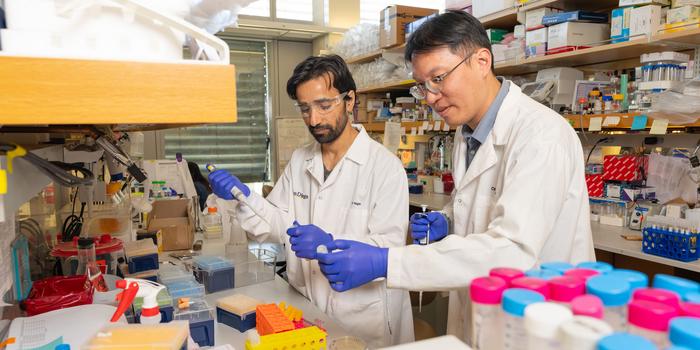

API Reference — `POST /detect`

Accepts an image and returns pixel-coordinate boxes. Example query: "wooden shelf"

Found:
[563,113,700,130]
[345,50,383,65]
[362,120,455,132]
[479,7,518,30]
[357,79,416,93]
[0,56,237,126]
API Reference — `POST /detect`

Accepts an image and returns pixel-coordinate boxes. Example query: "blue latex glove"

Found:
[317,240,388,293]
[208,169,250,200]
[409,212,448,244]
[286,222,334,259]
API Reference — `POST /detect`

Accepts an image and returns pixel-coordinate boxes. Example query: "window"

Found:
[277,0,313,21]
[164,39,271,183]
[240,0,271,17]
[360,0,444,24]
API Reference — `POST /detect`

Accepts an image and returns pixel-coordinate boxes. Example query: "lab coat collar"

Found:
[304,124,369,185]
[455,81,522,190]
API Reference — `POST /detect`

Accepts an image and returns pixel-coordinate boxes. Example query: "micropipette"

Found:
[205,163,266,219]
[418,204,429,313]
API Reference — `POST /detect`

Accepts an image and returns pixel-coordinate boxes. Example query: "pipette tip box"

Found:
[192,256,235,293]
[84,321,190,350]
[216,294,264,332]
[174,298,215,347]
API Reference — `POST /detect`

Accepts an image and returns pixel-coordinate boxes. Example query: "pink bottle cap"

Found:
[564,268,600,281]
[510,277,550,299]
[628,300,679,332]
[633,288,681,310]
[470,276,507,305]
[489,267,524,286]
[549,276,586,302]
[571,294,604,319]
[680,302,700,317]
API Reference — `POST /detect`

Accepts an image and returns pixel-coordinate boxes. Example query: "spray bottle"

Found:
[111,278,166,324]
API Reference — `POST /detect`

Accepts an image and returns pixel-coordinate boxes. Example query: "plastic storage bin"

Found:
[227,248,278,288]
[133,289,175,323]
[174,298,215,347]
[22,275,94,316]
[642,216,699,262]
[83,320,190,350]
[124,239,159,273]
[164,279,205,302]
[193,255,235,293]
[159,267,197,285]
[216,294,264,333]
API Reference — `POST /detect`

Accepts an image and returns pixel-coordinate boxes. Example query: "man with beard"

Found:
[208,55,414,348]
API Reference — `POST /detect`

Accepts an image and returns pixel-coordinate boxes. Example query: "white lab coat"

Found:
[386,82,595,342]
[232,126,414,348]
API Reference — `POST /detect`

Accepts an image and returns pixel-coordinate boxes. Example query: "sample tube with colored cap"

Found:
[586,275,632,331]
[470,276,507,350]
[502,289,545,350]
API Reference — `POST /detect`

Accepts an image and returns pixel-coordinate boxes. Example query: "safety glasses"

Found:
[294,92,349,119]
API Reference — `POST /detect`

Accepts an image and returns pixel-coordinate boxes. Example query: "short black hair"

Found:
[405,10,494,72]
[286,54,356,100]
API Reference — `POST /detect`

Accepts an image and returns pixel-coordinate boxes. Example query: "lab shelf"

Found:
[345,50,383,65]
[362,120,455,132]
[357,79,416,94]
[479,0,620,30]
[0,56,237,128]
[563,113,700,130]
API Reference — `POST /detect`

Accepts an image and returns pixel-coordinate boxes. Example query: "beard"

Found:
[308,110,349,144]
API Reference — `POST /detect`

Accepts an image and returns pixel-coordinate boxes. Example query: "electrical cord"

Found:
[22,150,93,187]
[586,137,611,165]
[62,201,86,242]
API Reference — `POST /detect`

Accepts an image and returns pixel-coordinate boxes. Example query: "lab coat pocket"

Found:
[329,282,387,346]
[342,206,370,239]
[473,193,497,233]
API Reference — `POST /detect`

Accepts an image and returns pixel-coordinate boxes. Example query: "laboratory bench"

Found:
[408,193,700,277]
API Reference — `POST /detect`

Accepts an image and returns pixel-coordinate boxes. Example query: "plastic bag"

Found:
[649,77,700,125]
[187,0,257,34]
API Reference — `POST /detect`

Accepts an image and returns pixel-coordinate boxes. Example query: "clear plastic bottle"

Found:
[577,261,613,274]
[524,302,573,350]
[571,294,605,319]
[203,206,223,239]
[502,289,546,350]
[470,276,507,350]
[632,288,681,309]
[596,332,656,350]
[540,262,574,275]
[511,277,551,300]
[559,316,613,350]
[76,237,108,292]
[602,96,613,112]
[586,275,632,332]
[606,269,648,291]
[669,317,700,349]
[490,267,524,287]
[627,299,678,348]
[549,276,586,305]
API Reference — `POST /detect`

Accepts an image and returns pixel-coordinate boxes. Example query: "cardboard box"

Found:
[673,0,700,6]
[148,198,194,251]
[472,0,514,18]
[630,5,664,36]
[586,174,604,197]
[542,11,610,26]
[514,24,526,39]
[380,5,438,49]
[619,0,669,5]
[547,22,610,51]
[612,7,633,43]
[667,5,700,23]
[525,27,547,57]
[406,14,439,39]
[526,7,561,30]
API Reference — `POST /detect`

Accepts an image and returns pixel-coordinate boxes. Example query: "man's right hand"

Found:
[208,169,250,200]
[409,212,448,244]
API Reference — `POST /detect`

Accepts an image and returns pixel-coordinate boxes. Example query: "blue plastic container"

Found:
[128,253,159,274]
[642,226,699,262]
[189,319,215,347]
[524,268,562,280]
[165,279,205,302]
[217,307,256,332]
[193,256,235,293]
[174,299,214,347]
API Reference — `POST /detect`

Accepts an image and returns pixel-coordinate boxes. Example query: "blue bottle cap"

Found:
[576,261,613,274]
[540,262,574,274]
[524,268,562,280]
[597,333,656,350]
[653,274,700,298]
[586,275,631,307]
[667,347,692,350]
[684,291,700,303]
[606,269,648,291]
[502,288,545,317]
[55,345,71,350]
[670,317,700,349]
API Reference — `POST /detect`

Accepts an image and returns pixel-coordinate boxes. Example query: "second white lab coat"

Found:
[386,82,595,342]
[232,126,414,348]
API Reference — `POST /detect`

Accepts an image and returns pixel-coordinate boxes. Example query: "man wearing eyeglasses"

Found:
[208,55,414,347]
[313,10,594,345]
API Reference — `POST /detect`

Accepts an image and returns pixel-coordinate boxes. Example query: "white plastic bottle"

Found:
[586,275,632,332]
[558,316,613,350]
[524,302,573,350]
[469,276,507,350]
[502,288,546,350]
